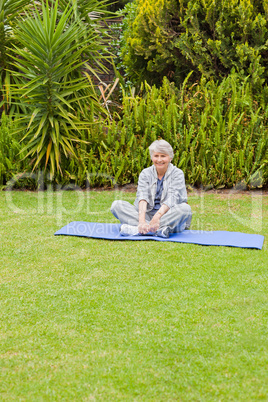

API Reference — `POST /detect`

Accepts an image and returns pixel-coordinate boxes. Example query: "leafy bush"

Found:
[62,74,268,189]
[119,0,268,87]
[2,73,267,189]
[0,113,30,187]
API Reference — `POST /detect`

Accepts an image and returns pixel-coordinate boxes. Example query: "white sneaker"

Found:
[120,224,139,236]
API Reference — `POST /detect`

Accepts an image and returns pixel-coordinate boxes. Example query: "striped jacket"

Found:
[134,163,187,211]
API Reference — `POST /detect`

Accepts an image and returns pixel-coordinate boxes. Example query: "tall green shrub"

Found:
[0,113,29,187]
[2,73,267,189]
[66,74,268,188]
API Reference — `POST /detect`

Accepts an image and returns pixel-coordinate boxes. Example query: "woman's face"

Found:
[152,152,171,173]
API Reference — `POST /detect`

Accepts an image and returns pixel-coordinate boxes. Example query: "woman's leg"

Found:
[111,200,191,234]
[110,200,140,226]
[159,203,192,233]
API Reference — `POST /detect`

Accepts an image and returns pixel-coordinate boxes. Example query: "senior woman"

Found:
[111,140,192,237]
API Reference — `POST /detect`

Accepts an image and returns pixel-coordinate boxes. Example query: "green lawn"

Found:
[0,189,267,401]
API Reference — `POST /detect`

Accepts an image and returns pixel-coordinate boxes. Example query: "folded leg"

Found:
[111,200,151,226]
[159,203,192,233]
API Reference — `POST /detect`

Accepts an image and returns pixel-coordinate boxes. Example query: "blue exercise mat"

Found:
[54,221,264,249]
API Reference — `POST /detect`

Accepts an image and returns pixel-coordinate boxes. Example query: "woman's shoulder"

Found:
[139,165,155,177]
[167,163,184,177]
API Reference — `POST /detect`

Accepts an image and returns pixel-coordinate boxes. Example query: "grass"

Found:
[0,189,267,401]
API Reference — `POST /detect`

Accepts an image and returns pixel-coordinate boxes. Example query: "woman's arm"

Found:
[138,200,150,234]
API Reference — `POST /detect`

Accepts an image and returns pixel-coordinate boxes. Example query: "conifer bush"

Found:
[119,0,268,87]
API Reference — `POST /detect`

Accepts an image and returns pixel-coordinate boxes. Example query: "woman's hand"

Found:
[149,205,169,232]
[138,222,150,234]
[149,215,160,233]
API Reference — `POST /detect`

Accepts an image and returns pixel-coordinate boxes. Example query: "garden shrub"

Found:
[119,0,268,87]
[66,74,268,189]
[1,0,116,177]
[1,75,267,190]
[0,113,31,188]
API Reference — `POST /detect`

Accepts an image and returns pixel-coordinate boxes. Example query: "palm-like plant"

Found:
[11,0,109,176]
[0,0,31,114]
[58,0,114,78]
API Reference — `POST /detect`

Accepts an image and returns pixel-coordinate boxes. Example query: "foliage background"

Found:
[0,0,267,189]
[2,74,267,189]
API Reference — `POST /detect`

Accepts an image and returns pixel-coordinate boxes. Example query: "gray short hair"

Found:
[149,140,174,160]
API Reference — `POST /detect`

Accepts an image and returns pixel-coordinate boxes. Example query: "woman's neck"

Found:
[156,165,169,180]
[157,170,166,180]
